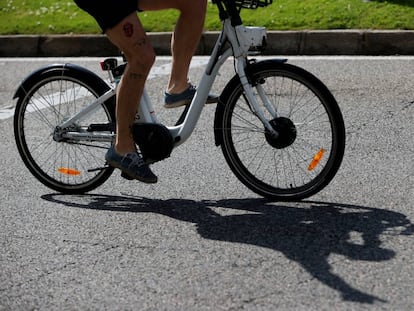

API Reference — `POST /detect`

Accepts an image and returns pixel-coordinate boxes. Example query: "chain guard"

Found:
[132,123,174,163]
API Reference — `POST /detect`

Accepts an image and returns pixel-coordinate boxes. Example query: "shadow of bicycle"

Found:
[42,193,414,304]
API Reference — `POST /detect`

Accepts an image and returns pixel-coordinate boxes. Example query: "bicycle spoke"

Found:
[15,75,114,192]
[220,62,344,200]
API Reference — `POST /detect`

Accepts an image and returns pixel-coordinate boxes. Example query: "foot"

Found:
[164,84,218,109]
[105,146,157,183]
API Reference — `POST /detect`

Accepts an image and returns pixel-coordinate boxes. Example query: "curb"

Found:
[1,30,413,57]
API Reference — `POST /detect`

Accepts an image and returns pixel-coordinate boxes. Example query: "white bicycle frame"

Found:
[59,18,277,146]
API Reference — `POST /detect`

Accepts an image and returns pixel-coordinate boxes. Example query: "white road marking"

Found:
[0,57,209,120]
[2,56,413,120]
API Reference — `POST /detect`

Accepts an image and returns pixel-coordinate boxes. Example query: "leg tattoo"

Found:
[123,22,134,38]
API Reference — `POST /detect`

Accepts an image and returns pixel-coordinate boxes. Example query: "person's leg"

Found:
[105,13,156,156]
[104,12,157,183]
[138,0,207,94]
[73,0,157,182]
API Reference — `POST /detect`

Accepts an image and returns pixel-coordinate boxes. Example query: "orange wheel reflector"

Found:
[308,148,326,171]
[58,167,81,176]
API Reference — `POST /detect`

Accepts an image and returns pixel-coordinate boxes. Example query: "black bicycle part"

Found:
[132,123,174,164]
[213,0,272,25]
[265,117,297,149]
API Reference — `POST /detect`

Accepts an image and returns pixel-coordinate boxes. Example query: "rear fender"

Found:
[13,63,112,100]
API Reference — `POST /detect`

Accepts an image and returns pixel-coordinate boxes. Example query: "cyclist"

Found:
[73,0,216,183]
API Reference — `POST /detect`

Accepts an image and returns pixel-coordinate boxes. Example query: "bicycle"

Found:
[13,0,345,201]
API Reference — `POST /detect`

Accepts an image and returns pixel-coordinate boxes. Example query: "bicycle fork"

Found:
[235,58,280,138]
[224,18,280,138]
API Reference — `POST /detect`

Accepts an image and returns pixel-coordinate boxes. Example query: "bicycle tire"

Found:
[218,61,345,200]
[14,67,116,194]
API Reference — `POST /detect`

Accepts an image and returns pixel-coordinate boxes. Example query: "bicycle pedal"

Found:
[121,171,134,180]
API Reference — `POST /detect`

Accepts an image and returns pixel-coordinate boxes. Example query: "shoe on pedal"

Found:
[105,146,157,184]
[164,84,218,109]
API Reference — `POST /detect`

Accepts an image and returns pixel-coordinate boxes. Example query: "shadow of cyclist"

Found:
[42,193,414,304]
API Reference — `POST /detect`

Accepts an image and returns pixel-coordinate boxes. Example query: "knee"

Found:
[125,44,156,75]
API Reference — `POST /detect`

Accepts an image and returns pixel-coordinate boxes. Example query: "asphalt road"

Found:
[1,56,413,310]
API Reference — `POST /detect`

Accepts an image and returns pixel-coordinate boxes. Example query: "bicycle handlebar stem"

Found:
[214,0,243,26]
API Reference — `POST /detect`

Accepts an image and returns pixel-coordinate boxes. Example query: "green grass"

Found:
[0,0,413,34]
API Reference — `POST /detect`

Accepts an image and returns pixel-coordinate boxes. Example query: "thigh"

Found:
[138,0,206,12]
[105,13,153,61]
[74,0,138,32]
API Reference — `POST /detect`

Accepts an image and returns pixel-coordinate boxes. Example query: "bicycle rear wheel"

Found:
[14,68,115,194]
[219,61,345,200]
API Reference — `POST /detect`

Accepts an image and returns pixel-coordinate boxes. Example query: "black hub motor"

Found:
[132,123,174,163]
[265,117,297,149]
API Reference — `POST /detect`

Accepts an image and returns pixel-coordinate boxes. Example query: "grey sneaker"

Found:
[105,146,157,183]
[164,84,218,109]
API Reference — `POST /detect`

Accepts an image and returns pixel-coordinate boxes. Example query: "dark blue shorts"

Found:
[74,0,139,32]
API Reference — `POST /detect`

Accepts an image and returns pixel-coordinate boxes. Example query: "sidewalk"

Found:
[1,30,413,57]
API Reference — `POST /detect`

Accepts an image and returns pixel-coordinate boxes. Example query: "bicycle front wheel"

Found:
[219,61,345,200]
[14,66,115,194]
